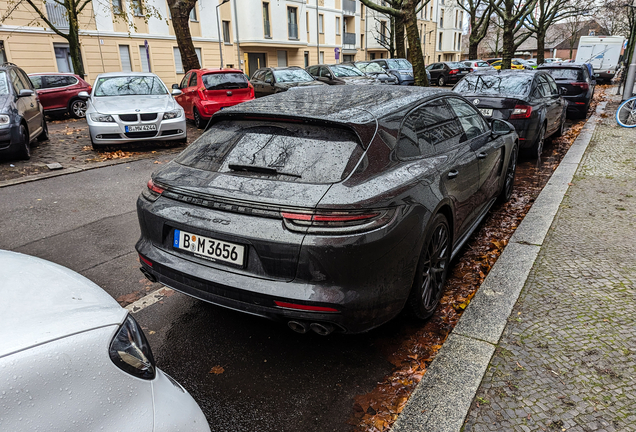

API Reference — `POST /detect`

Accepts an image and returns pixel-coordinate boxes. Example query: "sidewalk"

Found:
[393,95,636,431]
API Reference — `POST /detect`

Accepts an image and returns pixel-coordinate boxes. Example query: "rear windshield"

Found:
[331,65,364,77]
[202,73,248,90]
[454,74,533,97]
[175,120,363,184]
[542,68,583,81]
[356,62,384,73]
[94,76,167,96]
[273,69,315,83]
[447,62,466,69]
[386,59,412,70]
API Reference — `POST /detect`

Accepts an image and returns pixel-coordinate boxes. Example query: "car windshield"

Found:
[0,72,9,95]
[203,72,248,90]
[94,76,168,97]
[273,69,315,83]
[331,65,364,77]
[543,68,582,81]
[447,62,466,69]
[386,59,412,70]
[454,74,533,97]
[356,62,384,73]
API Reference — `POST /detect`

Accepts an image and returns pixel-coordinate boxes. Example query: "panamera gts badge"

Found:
[473,99,480,105]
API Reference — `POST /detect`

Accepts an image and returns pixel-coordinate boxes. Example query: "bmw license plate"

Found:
[173,229,245,266]
[125,124,157,133]
[479,108,493,116]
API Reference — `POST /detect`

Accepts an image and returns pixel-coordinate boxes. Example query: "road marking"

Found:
[126,287,174,313]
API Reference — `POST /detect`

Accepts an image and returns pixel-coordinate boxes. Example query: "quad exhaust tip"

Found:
[288,321,335,336]
[140,267,157,283]
[288,321,309,334]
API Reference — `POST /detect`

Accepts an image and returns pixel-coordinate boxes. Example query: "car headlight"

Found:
[89,113,115,122]
[0,114,9,125]
[109,314,156,380]
[163,109,182,120]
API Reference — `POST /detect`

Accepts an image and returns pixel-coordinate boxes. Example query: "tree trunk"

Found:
[501,20,515,69]
[66,8,85,77]
[389,17,396,58]
[468,41,479,60]
[404,4,428,86]
[395,15,406,58]
[168,0,201,72]
[536,27,545,65]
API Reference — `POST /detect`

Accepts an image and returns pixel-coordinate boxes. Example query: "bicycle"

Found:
[616,95,636,127]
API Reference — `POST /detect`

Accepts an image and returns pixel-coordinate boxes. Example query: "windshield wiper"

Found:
[228,164,302,178]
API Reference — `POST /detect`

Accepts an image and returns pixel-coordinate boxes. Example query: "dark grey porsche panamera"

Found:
[135,86,518,334]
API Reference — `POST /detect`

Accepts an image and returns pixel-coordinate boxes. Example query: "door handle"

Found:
[447,170,459,179]
[477,152,488,159]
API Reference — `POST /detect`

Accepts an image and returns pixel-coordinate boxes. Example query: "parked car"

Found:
[83,72,186,149]
[250,66,326,98]
[0,62,48,160]
[426,61,473,86]
[491,59,527,70]
[537,62,595,118]
[453,69,566,158]
[0,250,210,432]
[342,61,399,84]
[524,59,538,68]
[370,58,415,85]
[306,64,379,85]
[462,60,495,72]
[28,72,91,118]
[174,68,254,129]
[543,58,563,64]
[485,58,501,64]
[135,86,518,335]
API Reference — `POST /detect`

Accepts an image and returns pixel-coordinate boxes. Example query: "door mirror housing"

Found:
[559,87,567,95]
[18,89,34,98]
[491,119,514,136]
[171,89,183,96]
[77,91,90,99]
[172,83,179,89]
[264,78,273,85]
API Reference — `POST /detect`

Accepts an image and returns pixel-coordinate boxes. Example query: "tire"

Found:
[407,214,451,320]
[193,107,204,129]
[616,97,636,128]
[69,99,87,119]
[437,75,446,87]
[530,123,546,159]
[37,118,49,141]
[497,144,518,204]
[15,124,31,160]
[553,112,566,138]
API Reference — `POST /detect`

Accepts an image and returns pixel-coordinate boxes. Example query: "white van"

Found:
[575,36,625,83]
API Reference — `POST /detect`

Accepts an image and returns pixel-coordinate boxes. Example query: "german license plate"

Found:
[479,108,493,116]
[125,124,157,133]
[173,229,245,266]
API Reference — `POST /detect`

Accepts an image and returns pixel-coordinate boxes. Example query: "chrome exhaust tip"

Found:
[139,267,157,283]
[288,321,309,334]
[310,322,335,336]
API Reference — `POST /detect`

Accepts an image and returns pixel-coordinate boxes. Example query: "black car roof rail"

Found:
[1,62,18,67]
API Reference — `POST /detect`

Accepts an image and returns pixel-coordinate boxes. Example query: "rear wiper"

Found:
[228,164,302,178]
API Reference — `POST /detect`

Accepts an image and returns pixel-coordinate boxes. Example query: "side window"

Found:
[47,75,69,88]
[252,70,263,81]
[189,73,198,87]
[447,97,489,141]
[29,75,42,90]
[532,77,546,98]
[180,72,190,89]
[263,70,273,82]
[9,69,25,92]
[307,66,317,76]
[545,75,558,95]
[18,70,34,89]
[539,76,552,97]
[319,66,331,78]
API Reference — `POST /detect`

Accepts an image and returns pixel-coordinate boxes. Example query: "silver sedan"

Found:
[83,72,186,148]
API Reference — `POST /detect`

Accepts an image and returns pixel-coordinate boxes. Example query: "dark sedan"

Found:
[135,86,518,334]
[453,70,566,158]
[306,64,378,85]
[371,58,415,85]
[250,67,326,98]
[537,62,595,119]
[426,62,473,86]
[342,61,398,84]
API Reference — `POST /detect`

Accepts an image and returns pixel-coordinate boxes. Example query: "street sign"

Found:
[334,47,340,61]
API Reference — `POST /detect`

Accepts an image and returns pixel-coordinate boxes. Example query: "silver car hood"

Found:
[91,95,177,114]
[0,251,126,358]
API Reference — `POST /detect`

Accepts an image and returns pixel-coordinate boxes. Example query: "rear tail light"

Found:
[87,85,92,93]
[470,68,474,72]
[281,208,397,234]
[142,179,164,202]
[510,105,532,119]
[109,315,156,380]
[448,69,459,75]
[572,82,589,91]
[274,301,339,313]
[248,83,255,98]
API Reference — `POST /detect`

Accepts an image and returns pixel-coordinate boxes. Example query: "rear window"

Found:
[447,62,466,69]
[202,73,248,90]
[454,74,533,97]
[475,61,489,67]
[273,69,315,83]
[542,68,583,81]
[175,120,364,184]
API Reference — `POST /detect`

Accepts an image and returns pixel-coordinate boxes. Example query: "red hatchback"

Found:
[28,73,92,118]
[173,69,254,129]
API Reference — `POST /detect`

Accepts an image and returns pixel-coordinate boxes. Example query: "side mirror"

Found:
[560,87,567,95]
[172,83,179,89]
[18,89,34,98]
[264,78,273,85]
[491,119,514,136]
[77,91,90,99]
[171,88,183,96]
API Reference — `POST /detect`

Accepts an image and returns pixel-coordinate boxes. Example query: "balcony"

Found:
[343,0,356,15]
[344,32,356,48]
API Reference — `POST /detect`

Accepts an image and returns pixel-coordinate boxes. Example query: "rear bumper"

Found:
[88,117,187,145]
[198,98,253,117]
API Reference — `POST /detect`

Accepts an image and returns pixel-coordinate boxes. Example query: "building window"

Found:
[263,3,271,37]
[139,45,150,72]
[318,14,324,34]
[319,51,324,63]
[455,10,458,28]
[438,32,443,51]
[222,21,231,43]
[304,51,309,68]
[277,50,288,67]
[0,41,7,63]
[190,6,197,21]
[422,25,426,44]
[361,34,364,50]
[430,6,433,21]
[306,12,310,33]
[460,11,463,28]
[439,10,444,28]
[336,16,340,35]
[380,20,387,43]
[453,33,457,50]
[288,7,298,39]
[119,45,132,71]
[457,33,461,50]
[112,0,123,14]
[174,47,184,74]
[131,0,143,16]
[54,43,74,73]
[195,47,201,64]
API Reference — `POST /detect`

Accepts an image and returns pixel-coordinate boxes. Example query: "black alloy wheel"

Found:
[408,214,451,320]
[438,75,446,86]
[15,124,30,160]
[37,118,49,141]
[193,107,204,129]
[70,99,87,118]
[498,144,518,203]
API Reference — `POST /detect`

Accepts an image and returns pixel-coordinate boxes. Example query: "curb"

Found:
[391,98,610,432]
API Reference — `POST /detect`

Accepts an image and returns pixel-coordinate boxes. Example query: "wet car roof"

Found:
[217,85,447,125]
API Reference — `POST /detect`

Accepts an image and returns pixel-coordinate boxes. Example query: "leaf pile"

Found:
[350,87,608,432]
[86,150,145,162]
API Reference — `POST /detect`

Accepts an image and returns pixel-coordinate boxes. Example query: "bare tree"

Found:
[372,16,397,57]
[167,0,200,73]
[459,0,492,60]
[595,0,632,38]
[489,0,538,69]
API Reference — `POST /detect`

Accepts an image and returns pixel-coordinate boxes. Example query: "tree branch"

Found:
[23,0,69,38]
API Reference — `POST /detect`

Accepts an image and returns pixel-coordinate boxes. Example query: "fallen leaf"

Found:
[209,365,225,374]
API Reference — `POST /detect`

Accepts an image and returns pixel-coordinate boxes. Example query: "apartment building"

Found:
[435,0,463,62]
